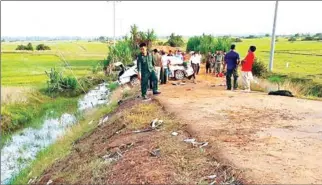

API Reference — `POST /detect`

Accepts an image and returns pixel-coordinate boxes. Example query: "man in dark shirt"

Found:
[223,44,240,90]
[137,43,161,100]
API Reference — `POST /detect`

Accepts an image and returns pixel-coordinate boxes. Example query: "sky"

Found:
[1,1,322,37]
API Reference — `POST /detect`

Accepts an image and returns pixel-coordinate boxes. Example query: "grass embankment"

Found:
[12,89,242,184]
[11,102,118,184]
[1,73,117,147]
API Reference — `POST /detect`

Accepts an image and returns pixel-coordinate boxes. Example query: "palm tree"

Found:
[146,29,157,50]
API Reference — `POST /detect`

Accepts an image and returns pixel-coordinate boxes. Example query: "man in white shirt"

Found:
[195,51,202,75]
[160,51,170,84]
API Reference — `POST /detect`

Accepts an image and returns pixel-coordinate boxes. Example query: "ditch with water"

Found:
[1,83,111,184]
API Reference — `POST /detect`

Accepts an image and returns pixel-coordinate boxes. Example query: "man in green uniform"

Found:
[137,43,161,100]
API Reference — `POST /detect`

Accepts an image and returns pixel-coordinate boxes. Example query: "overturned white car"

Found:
[167,56,194,80]
[115,57,194,86]
[114,61,140,86]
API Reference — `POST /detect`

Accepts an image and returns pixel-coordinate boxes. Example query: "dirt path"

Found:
[155,65,322,184]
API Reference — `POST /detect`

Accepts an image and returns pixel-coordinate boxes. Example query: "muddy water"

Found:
[1,83,110,184]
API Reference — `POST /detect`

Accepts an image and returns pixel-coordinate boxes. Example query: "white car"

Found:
[114,61,140,86]
[167,56,194,80]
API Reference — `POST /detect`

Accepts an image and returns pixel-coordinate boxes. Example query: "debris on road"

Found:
[46,179,53,185]
[88,120,93,125]
[171,132,178,136]
[133,119,163,133]
[150,148,161,157]
[184,138,209,148]
[268,90,294,97]
[103,150,123,162]
[98,115,109,126]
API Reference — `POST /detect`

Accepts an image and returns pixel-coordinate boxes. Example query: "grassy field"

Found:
[235,38,322,83]
[1,41,108,86]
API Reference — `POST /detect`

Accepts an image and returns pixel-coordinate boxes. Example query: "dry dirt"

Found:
[34,94,244,185]
[155,65,322,184]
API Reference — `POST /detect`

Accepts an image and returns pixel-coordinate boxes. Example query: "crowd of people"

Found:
[136,42,256,100]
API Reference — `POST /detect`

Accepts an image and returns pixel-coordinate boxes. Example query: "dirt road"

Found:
[156,67,322,184]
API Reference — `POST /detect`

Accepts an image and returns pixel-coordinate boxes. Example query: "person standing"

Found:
[223,44,240,91]
[215,50,224,77]
[195,51,201,75]
[137,43,161,100]
[152,49,162,84]
[168,50,174,56]
[241,46,256,92]
[205,51,213,74]
[190,52,198,83]
[160,51,169,84]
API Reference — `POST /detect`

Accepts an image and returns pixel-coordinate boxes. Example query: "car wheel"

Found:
[174,70,185,80]
[130,76,140,86]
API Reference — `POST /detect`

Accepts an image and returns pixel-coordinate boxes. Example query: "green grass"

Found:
[235,38,322,84]
[1,41,108,86]
[10,101,118,185]
[1,91,79,147]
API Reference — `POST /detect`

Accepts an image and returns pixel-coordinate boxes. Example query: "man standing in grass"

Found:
[137,43,161,100]
[153,49,162,84]
[241,46,256,92]
[223,44,240,91]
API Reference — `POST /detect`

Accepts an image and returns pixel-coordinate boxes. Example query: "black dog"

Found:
[268,90,294,97]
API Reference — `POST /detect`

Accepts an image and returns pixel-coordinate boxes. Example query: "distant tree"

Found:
[36,44,51,50]
[166,33,185,47]
[288,37,297,42]
[246,35,256,39]
[233,38,243,42]
[314,33,322,38]
[26,43,33,51]
[1,39,5,42]
[98,36,106,42]
[265,34,270,37]
[146,29,157,49]
[302,36,314,41]
[294,33,300,37]
[16,45,26,50]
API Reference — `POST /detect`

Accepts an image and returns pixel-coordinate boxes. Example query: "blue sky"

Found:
[1,1,322,37]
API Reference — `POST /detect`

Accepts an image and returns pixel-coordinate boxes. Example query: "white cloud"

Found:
[1,1,322,37]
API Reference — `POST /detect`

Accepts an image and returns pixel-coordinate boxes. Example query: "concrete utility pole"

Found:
[269,1,279,72]
[113,1,116,47]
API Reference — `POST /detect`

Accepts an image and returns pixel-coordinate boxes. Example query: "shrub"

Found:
[302,36,314,41]
[16,45,26,50]
[26,43,33,51]
[252,58,268,77]
[233,38,243,42]
[45,68,78,94]
[186,35,232,54]
[166,33,185,47]
[36,44,51,50]
[288,37,297,42]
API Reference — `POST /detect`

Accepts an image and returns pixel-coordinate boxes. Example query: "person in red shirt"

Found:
[241,46,256,92]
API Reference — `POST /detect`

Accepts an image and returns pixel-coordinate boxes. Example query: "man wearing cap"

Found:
[137,43,161,100]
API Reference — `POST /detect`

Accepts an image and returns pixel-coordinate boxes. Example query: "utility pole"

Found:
[113,1,116,47]
[269,1,279,72]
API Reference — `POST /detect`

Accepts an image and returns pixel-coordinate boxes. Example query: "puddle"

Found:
[257,125,322,141]
[1,83,110,184]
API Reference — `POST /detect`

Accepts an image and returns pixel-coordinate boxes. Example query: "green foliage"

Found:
[245,35,256,39]
[294,33,300,37]
[105,40,133,68]
[26,43,34,51]
[166,33,185,47]
[265,34,270,37]
[186,35,232,54]
[288,37,297,42]
[252,58,268,77]
[92,61,103,74]
[15,43,34,51]
[45,68,78,94]
[107,82,119,91]
[36,44,51,50]
[302,36,315,41]
[233,38,243,42]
